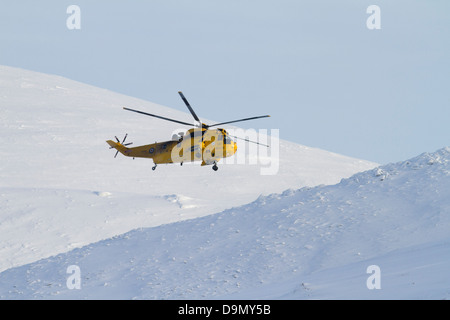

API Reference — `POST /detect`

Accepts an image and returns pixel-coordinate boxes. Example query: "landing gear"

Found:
[212,162,218,171]
[152,164,157,171]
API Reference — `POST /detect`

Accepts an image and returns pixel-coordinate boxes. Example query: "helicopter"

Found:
[106,91,270,171]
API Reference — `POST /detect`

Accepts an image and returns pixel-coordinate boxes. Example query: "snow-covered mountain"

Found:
[1,147,449,299]
[2,66,449,300]
[0,65,377,274]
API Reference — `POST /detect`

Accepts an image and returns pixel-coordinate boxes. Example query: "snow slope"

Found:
[0,65,377,272]
[0,147,449,299]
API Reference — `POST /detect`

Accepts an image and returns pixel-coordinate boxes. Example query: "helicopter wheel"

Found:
[152,164,157,171]
[212,164,218,171]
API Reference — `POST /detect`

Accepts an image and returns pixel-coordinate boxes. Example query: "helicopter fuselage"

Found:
[107,91,268,171]
[107,127,237,166]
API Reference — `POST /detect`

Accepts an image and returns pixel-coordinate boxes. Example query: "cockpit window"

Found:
[224,135,232,144]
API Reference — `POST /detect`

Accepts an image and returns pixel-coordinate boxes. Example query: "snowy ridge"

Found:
[0,147,449,299]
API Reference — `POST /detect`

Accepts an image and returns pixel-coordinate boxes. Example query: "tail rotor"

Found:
[110,133,133,158]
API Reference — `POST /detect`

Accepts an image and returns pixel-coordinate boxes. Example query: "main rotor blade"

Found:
[230,135,270,148]
[123,107,194,127]
[178,91,201,123]
[209,115,270,128]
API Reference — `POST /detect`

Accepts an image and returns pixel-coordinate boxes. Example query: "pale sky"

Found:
[1,0,449,164]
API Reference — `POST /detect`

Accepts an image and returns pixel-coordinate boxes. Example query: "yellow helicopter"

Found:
[107,91,270,171]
